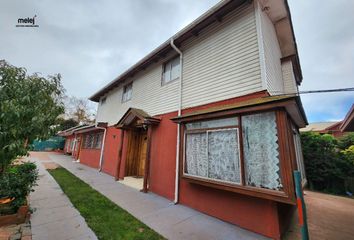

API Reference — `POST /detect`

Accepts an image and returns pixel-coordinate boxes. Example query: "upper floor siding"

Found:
[181,3,262,108]
[96,0,299,126]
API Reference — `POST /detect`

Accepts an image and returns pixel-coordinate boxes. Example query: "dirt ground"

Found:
[286,190,354,240]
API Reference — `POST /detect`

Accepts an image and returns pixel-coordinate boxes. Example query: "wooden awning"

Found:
[115,108,160,129]
[171,95,308,128]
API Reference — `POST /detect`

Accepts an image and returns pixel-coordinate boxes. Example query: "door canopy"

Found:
[115,108,160,129]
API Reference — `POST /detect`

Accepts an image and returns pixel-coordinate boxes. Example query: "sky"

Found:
[0,0,353,123]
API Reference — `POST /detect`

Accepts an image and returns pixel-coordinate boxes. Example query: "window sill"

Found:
[182,174,295,205]
[161,77,179,86]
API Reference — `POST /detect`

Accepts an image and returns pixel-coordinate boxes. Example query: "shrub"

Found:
[0,162,38,214]
[338,133,354,150]
[300,132,354,194]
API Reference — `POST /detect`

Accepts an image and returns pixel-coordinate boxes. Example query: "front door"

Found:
[125,129,147,177]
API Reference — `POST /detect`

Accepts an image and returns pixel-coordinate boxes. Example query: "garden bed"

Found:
[0,204,29,227]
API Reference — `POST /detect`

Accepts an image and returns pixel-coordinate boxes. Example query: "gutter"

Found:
[96,123,107,172]
[170,38,183,204]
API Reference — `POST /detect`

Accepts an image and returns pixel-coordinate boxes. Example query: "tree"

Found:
[301,132,354,194]
[56,118,79,131]
[0,60,65,172]
[63,96,96,124]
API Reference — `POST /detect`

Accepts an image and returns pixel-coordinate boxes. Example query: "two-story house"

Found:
[65,0,307,239]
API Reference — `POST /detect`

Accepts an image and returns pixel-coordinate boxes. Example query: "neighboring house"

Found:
[340,104,354,132]
[63,1,308,239]
[301,104,354,138]
[300,121,345,138]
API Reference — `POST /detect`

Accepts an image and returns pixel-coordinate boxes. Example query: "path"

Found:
[30,152,268,240]
[29,152,97,240]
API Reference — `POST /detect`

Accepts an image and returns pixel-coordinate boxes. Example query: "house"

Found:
[63,0,308,239]
[301,104,354,138]
[340,104,354,132]
[300,121,345,138]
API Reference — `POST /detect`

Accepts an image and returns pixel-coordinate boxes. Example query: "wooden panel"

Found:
[125,129,147,177]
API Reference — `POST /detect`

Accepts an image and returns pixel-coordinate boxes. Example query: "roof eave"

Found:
[89,0,248,102]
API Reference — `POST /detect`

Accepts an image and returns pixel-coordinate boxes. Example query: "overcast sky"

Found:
[1,0,353,123]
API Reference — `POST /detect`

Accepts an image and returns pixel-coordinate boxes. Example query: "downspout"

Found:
[72,134,77,161]
[96,124,107,172]
[170,38,182,204]
[72,133,79,162]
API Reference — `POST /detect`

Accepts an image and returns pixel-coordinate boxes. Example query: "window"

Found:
[183,112,283,191]
[94,132,104,149]
[122,83,132,102]
[84,134,95,148]
[184,118,241,185]
[292,126,306,184]
[242,112,282,190]
[84,132,104,149]
[162,56,180,84]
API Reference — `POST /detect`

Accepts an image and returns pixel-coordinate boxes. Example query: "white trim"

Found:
[254,0,267,90]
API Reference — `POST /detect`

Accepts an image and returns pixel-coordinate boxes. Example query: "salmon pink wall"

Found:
[80,149,101,169]
[149,111,177,201]
[101,127,121,176]
[179,181,281,239]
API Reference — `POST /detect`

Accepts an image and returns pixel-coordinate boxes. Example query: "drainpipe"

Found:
[170,38,182,204]
[96,123,107,172]
[72,133,79,162]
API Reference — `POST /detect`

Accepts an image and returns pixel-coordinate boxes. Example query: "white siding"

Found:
[257,2,284,95]
[282,60,298,94]
[96,3,263,125]
[96,62,179,126]
[181,3,262,108]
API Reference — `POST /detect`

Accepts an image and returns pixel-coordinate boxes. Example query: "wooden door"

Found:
[125,129,147,177]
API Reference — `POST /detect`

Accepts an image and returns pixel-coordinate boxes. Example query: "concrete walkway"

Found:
[29,153,97,240]
[30,152,269,240]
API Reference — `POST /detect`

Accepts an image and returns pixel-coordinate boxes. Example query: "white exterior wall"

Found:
[181,3,262,108]
[96,3,264,126]
[96,62,179,126]
[282,60,298,94]
[256,1,284,95]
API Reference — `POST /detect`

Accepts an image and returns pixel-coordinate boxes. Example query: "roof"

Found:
[171,95,308,127]
[57,124,96,136]
[57,124,88,136]
[115,108,161,128]
[89,0,302,102]
[300,122,339,132]
[340,104,354,132]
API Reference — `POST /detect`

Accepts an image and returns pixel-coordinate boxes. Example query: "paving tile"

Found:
[29,157,97,240]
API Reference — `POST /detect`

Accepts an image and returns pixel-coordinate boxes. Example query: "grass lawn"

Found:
[48,167,165,240]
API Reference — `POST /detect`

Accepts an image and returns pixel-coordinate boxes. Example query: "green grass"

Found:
[48,168,165,240]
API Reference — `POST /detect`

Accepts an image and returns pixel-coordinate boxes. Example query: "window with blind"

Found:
[183,112,283,191]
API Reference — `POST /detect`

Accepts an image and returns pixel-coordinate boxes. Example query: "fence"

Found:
[32,136,65,151]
